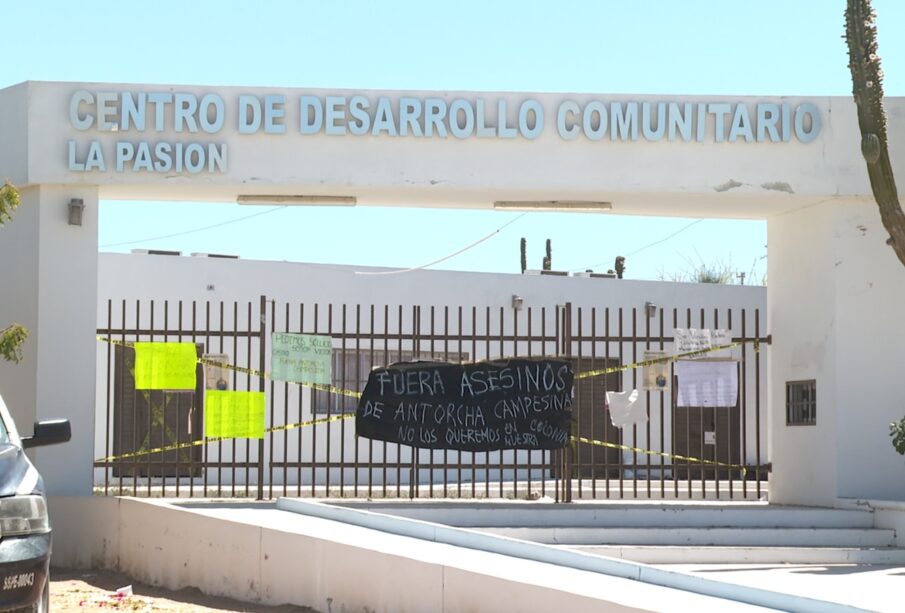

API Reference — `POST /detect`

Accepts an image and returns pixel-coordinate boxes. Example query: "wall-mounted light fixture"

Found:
[236,195,357,206]
[512,295,524,311]
[644,301,658,318]
[493,200,613,213]
[67,198,85,226]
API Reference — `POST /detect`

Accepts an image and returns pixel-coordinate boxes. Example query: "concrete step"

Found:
[339,501,875,529]
[474,526,897,547]
[566,544,905,565]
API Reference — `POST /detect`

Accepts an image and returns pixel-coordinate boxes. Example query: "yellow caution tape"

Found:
[575,340,758,380]
[100,335,763,392]
[572,435,747,478]
[97,336,362,399]
[96,423,749,478]
[94,412,355,464]
[94,336,766,467]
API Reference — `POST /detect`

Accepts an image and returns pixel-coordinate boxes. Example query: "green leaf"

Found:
[0,181,20,226]
[0,324,28,363]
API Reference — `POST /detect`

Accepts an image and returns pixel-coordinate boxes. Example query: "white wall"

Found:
[0,188,41,439]
[94,254,767,490]
[48,496,772,612]
[833,204,905,500]
[767,203,839,506]
[0,185,98,496]
[0,83,27,186]
[770,201,905,504]
[98,253,767,312]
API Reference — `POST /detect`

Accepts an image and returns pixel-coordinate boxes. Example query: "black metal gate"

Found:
[95,297,768,500]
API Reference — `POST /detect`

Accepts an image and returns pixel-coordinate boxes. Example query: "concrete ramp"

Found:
[51,497,784,613]
[278,498,877,612]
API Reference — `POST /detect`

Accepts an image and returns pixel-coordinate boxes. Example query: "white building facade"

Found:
[0,81,902,504]
[94,253,767,496]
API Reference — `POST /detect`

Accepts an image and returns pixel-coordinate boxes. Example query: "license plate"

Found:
[2,572,34,591]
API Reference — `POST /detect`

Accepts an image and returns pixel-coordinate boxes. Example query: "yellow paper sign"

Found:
[134,342,197,390]
[205,391,266,439]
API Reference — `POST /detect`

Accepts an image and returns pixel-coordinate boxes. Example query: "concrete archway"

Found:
[0,81,901,504]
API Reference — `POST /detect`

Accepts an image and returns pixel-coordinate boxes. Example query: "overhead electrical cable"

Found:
[354,213,528,275]
[99,205,289,248]
[576,218,704,272]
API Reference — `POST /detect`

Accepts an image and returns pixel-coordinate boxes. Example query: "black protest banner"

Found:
[356,358,573,451]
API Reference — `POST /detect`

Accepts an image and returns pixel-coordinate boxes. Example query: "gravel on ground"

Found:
[51,568,318,612]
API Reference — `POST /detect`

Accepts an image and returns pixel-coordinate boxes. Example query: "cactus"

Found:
[845,0,905,267]
[520,237,527,273]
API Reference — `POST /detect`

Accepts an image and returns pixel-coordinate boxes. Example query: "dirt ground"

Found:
[51,568,318,612]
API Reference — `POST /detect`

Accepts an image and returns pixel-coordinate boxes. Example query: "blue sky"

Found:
[3,0,904,282]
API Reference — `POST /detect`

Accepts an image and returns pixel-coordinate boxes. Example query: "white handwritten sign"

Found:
[674,328,732,358]
[356,358,574,451]
[676,360,738,407]
[271,333,332,385]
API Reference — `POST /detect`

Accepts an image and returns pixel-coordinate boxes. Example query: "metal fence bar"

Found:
[339,304,348,498]
[590,307,597,499]
[657,308,665,499]
[563,303,573,503]
[755,309,763,498]
[576,306,584,499]
[552,306,559,502]
[189,300,198,498]
[618,306,625,499]
[103,300,112,497]
[354,304,362,498]
[483,306,491,499]
[712,307,720,500]
[257,296,266,501]
[497,306,504,499]
[203,301,212,497]
[631,307,639,498]
[605,306,612,499]
[146,300,154,498]
[471,306,478,500]
[311,304,319,497]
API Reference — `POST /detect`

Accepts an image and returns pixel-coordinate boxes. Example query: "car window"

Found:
[0,414,8,444]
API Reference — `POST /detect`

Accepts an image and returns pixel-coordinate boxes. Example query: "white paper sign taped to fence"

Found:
[674,328,732,358]
[203,353,231,390]
[271,333,332,385]
[676,360,738,407]
[642,351,670,390]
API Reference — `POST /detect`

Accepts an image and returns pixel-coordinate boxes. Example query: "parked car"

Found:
[0,393,70,612]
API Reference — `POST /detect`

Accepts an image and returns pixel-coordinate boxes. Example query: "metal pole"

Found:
[257,295,267,500]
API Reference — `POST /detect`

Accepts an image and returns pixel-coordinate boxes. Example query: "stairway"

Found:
[338,501,905,565]
[464,505,905,564]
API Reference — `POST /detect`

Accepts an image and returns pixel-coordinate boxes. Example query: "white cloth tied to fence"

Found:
[606,389,644,428]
